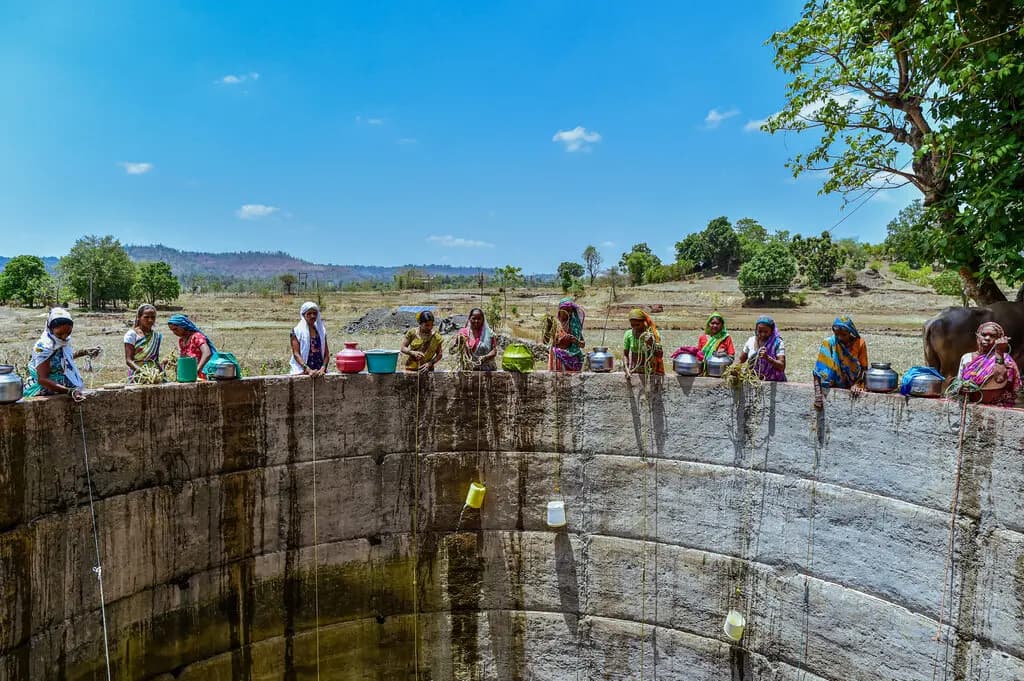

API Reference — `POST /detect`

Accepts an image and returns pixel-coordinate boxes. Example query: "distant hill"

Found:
[124,244,492,283]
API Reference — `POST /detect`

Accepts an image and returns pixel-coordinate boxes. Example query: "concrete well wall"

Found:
[1,373,1023,680]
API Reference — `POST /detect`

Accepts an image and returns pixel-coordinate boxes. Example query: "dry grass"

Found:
[0,273,958,386]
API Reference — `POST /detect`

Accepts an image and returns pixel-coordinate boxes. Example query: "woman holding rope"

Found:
[24,307,100,399]
[289,301,330,376]
[623,308,664,376]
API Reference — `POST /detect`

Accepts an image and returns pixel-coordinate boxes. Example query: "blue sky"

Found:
[0,1,917,273]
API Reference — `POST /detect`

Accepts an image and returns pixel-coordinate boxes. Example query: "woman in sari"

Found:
[738,316,786,381]
[289,301,330,376]
[451,307,497,371]
[624,308,664,376]
[958,321,1021,407]
[696,312,735,363]
[812,316,869,409]
[24,307,99,399]
[548,298,586,372]
[167,314,216,378]
[401,311,443,373]
[124,304,163,381]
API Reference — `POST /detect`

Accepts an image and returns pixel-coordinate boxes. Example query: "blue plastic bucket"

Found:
[365,350,399,374]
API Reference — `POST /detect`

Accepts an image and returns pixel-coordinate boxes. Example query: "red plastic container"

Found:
[336,341,366,373]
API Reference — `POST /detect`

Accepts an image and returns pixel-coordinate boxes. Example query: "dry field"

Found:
[0,272,963,388]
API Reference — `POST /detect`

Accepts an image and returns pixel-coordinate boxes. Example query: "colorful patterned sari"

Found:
[812,316,868,388]
[751,316,786,382]
[549,298,585,372]
[961,352,1022,407]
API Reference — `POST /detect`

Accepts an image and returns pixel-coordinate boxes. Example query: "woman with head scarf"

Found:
[289,302,330,376]
[167,314,215,378]
[400,311,443,372]
[697,312,735,362]
[24,307,99,398]
[452,307,497,371]
[624,308,664,376]
[738,316,787,381]
[548,298,586,372]
[124,304,163,381]
[957,321,1021,406]
[812,316,869,409]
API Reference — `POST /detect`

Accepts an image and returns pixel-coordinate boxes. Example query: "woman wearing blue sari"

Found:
[812,316,869,409]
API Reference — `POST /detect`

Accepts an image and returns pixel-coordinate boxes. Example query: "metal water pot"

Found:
[673,352,702,376]
[706,352,734,378]
[865,362,899,393]
[0,365,23,404]
[587,347,614,372]
[207,356,238,380]
[909,373,944,397]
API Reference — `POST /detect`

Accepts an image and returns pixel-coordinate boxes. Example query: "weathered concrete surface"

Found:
[0,373,1022,680]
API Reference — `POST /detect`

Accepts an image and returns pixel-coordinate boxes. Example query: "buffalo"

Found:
[923,301,1024,379]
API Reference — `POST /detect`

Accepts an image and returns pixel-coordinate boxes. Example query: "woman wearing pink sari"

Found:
[452,308,497,371]
[958,321,1021,407]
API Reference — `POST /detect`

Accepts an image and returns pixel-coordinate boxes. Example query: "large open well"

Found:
[1,373,1023,680]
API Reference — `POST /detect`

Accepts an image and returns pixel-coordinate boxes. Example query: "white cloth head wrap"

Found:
[289,302,328,374]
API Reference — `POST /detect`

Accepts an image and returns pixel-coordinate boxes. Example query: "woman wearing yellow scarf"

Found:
[623,308,664,376]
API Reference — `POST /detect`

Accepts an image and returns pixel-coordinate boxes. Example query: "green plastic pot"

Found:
[501,344,535,373]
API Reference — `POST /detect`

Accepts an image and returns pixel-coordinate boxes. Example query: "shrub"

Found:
[738,242,798,302]
[867,259,883,272]
[842,268,858,288]
[932,270,963,296]
[889,262,912,279]
[790,291,808,306]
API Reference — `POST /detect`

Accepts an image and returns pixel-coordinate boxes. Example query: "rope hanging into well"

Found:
[412,375,422,681]
[310,379,322,680]
[78,405,113,681]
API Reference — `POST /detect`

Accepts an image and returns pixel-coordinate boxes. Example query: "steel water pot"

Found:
[909,373,944,397]
[865,362,899,393]
[706,352,734,378]
[673,352,702,376]
[0,365,23,404]
[587,347,614,372]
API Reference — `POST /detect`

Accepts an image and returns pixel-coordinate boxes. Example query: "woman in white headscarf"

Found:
[289,302,330,376]
[24,307,100,398]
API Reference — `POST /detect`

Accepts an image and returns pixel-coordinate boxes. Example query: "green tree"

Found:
[582,245,603,285]
[735,217,768,262]
[675,216,742,273]
[738,242,798,302]
[59,235,136,308]
[279,273,298,294]
[493,265,524,327]
[767,0,1024,304]
[790,231,842,289]
[835,238,869,271]
[134,261,181,305]
[0,255,50,307]
[674,232,711,270]
[620,244,661,286]
[557,261,585,292]
[884,200,934,268]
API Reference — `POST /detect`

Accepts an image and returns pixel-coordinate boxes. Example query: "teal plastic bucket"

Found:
[177,356,198,383]
[365,350,399,374]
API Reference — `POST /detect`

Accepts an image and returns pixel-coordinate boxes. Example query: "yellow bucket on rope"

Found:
[465,482,486,509]
[723,610,746,641]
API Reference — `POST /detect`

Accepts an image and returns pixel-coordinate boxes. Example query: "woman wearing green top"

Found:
[400,311,443,372]
[623,308,664,376]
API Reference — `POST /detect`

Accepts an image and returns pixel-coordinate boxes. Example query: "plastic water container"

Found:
[465,482,486,509]
[723,610,746,641]
[365,350,399,374]
[546,500,566,528]
[177,356,198,383]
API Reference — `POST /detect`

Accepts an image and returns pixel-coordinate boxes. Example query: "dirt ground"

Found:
[0,271,963,387]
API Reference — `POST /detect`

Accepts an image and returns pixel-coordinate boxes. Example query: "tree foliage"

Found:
[620,243,661,286]
[59,235,136,308]
[582,245,602,285]
[0,255,50,307]
[790,231,842,288]
[279,273,298,294]
[884,200,934,268]
[675,216,742,273]
[738,242,798,302]
[134,261,181,305]
[557,261,585,293]
[767,1,1024,304]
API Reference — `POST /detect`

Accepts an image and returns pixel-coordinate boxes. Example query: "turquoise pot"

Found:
[365,350,399,374]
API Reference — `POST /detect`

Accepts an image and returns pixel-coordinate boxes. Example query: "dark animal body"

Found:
[923,301,1024,379]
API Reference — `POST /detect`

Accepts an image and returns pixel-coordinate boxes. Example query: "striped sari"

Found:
[812,317,867,389]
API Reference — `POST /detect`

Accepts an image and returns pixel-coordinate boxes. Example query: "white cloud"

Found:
[746,91,871,134]
[600,240,615,248]
[552,126,602,152]
[119,161,153,175]
[236,204,279,220]
[744,118,769,132]
[704,108,738,129]
[219,72,259,85]
[367,118,384,125]
[397,137,418,145]
[427,235,494,248]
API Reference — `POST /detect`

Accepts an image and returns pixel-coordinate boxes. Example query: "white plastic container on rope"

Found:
[546,500,566,528]
[723,610,746,641]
